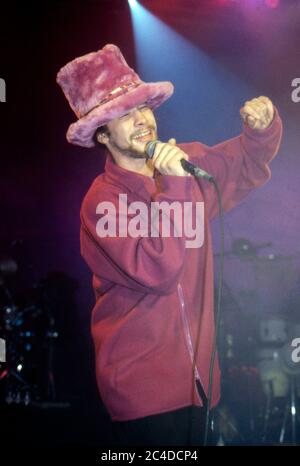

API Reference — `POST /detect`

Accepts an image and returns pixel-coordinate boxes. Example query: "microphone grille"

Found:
[145,140,158,159]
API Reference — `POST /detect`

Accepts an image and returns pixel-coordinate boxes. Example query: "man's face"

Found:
[105,105,157,159]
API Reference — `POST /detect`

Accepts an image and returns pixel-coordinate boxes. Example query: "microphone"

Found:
[145,140,213,182]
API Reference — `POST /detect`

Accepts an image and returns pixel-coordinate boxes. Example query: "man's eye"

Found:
[119,113,130,120]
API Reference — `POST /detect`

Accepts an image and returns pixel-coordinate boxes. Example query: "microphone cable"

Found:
[200,177,225,446]
[186,175,225,447]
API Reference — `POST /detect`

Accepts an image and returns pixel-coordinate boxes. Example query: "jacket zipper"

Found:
[177,282,203,402]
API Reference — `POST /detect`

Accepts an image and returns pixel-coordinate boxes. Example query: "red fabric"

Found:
[80,111,282,421]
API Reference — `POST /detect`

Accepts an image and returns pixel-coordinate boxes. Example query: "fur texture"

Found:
[56,44,174,147]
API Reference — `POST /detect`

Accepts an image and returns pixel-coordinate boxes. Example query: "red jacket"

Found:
[80,112,282,421]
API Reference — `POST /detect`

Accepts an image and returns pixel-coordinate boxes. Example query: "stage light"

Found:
[265,0,280,8]
[128,0,138,8]
[128,0,253,145]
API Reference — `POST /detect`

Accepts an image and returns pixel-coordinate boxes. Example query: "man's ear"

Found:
[97,132,109,144]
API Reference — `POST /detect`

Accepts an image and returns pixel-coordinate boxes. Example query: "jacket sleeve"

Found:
[188,108,283,220]
[80,175,193,295]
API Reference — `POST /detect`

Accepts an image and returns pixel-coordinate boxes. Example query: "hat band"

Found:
[82,81,140,117]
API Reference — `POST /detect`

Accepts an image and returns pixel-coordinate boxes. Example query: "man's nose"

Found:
[132,109,147,125]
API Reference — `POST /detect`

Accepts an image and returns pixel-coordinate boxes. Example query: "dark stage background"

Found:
[0,0,300,448]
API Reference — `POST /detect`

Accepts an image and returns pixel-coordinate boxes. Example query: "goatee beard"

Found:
[126,150,147,159]
[111,136,155,160]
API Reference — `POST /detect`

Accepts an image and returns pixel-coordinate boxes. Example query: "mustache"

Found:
[131,126,156,139]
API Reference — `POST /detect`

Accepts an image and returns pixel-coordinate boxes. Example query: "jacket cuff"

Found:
[242,106,282,140]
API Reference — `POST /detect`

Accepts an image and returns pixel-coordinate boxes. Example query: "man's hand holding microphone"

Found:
[145,138,213,181]
[146,138,191,177]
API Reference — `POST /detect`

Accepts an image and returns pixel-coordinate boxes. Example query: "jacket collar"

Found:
[103,152,160,199]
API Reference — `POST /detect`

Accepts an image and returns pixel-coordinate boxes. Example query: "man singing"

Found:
[56,44,282,445]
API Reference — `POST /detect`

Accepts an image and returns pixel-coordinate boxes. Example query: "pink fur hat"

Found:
[56,44,174,148]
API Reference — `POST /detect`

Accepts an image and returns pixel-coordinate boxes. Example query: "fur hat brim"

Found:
[66,81,174,148]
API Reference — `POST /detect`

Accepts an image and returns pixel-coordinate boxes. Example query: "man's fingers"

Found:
[241,96,274,130]
[153,145,179,167]
[154,147,184,175]
[151,141,189,176]
[242,104,261,120]
[245,115,258,129]
[168,138,177,146]
[246,115,256,128]
[258,96,274,121]
[258,95,273,107]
